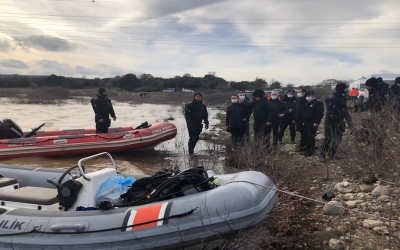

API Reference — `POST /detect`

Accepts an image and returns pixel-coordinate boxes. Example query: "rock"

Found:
[343,193,355,200]
[385,222,397,228]
[372,226,389,235]
[329,238,342,249]
[362,174,378,184]
[359,185,375,193]
[278,144,296,153]
[377,195,390,201]
[325,227,333,232]
[371,186,391,197]
[334,182,354,194]
[323,201,345,215]
[338,188,354,194]
[345,201,359,209]
[363,219,384,229]
[316,134,325,141]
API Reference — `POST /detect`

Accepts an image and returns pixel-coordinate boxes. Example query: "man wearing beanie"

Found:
[184,92,209,154]
[91,87,117,133]
[390,77,400,96]
[319,82,352,163]
[251,89,273,148]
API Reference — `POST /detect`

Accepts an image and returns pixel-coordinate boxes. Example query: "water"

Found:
[0,98,225,175]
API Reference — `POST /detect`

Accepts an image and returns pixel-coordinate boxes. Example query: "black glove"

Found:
[205,123,209,130]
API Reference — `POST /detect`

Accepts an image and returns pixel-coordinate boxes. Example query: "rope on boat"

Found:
[227,180,400,224]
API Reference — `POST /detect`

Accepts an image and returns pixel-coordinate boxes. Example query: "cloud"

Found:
[0,59,28,69]
[33,60,75,75]
[14,35,75,52]
[0,39,11,52]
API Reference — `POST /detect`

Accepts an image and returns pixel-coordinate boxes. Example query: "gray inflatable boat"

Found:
[0,152,277,250]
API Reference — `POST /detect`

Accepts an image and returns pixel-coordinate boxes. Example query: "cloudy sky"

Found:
[1,0,400,85]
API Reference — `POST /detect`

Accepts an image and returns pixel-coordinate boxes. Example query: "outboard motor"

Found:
[0,119,23,139]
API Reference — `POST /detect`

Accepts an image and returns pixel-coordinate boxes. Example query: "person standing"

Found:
[295,88,307,150]
[267,91,286,148]
[319,83,352,163]
[91,87,117,133]
[301,90,324,157]
[279,89,297,144]
[238,91,252,139]
[184,93,209,154]
[226,94,247,145]
[251,90,273,148]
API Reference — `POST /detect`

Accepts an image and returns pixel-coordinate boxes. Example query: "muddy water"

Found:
[0,98,225,175]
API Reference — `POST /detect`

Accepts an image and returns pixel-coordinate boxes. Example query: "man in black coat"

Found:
[279,89,297,144]
[301,90,324,157]
[390,77,400,96]
[252,90,273,148]
[295,88,307,150]
[238,91,253,139]
[319,83,352,163]
[267,91,286,148]
[91,87,117,133]
[184,93,209,154]
[226,94,247,145]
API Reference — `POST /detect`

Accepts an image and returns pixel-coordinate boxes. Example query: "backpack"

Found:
[121,167,214,206]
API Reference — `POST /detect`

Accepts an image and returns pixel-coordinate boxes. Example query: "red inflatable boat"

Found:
[0,120,177,160]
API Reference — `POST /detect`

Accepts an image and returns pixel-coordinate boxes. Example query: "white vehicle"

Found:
[182,88,194,93]
[349,77,367,98]
[371,73,400,85]
[162,88,176,93]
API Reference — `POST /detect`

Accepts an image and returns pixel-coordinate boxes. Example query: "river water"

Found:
[0,98,224,175]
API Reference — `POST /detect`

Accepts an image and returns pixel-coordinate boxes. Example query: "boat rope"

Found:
[226,180,400,224]
[0,208,197,236]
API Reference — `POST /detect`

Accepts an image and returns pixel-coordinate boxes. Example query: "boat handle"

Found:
[77,152,117,181]
[50,223,87,232]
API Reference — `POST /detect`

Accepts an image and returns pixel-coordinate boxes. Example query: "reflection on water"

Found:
[0,98,225,175]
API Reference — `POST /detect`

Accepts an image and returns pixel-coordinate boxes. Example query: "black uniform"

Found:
[252,99,273,148]
[363,89,385,156]
[320,93,351,160]
[268,98,287,147]
[184,100,209,154]
[296,96,307,148]
[302,99,324,156]
[279,95,297,143]
[242,99,253,139]
[226,102,247,145]
[91,94,116,133]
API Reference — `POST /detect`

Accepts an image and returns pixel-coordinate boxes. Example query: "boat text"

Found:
[0,219,26,230]
[7,142,36,147]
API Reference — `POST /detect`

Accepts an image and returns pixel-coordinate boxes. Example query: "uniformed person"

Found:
[301,90,324,157]
[251,90,273,149]
[279,89,297,144]
[295,88,307,150]
[91,87,117,133]
[184,93,209,154]
[319,83,352,163]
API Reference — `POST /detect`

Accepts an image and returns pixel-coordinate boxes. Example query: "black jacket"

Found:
[325,93,351,127]
[281,96,297,121]
[226,103,246,129]
[268,99,287,122]
[296,96,307,126]
[184,100,209,126]
[303,99,324,124]
[390,84,400,96]
[252,99,273,123]
[365,89,384,113]
[242,100,253,121]
[91,95,116,122]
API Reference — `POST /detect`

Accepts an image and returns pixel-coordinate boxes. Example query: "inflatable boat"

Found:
[0,152,277,250]
[0,119,177,160]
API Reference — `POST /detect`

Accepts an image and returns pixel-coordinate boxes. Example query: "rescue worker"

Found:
[91,87,117,133]
[238,91,252,139]
[226,94,247,145]
[349,88,359,100]
[361,78,385,156]
[295,88,307,150]
[279,89,297,144]
[184,92,209,154]
[319,83,352,163]
[390,77,400,96]
[251,90,273,148]
[301,90,324,157]
[267,91,286,148]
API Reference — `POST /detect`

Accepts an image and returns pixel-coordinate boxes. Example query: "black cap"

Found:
[376,77,383,83]
[335,83,348,93]
[252,89,265,98]
[98,87,106,95]
[305,90,315,96]
[395,77,400,84]
[365,78,378,88]
[287,89,295,94]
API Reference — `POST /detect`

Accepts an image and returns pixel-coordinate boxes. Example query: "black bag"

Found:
[122,167,213,206]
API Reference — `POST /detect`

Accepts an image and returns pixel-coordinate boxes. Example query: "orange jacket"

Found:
[349,89,359,97]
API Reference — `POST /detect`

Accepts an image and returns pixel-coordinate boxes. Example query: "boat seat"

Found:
[0,186,58,205]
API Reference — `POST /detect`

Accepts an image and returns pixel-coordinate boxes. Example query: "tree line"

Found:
[0,73,350,93]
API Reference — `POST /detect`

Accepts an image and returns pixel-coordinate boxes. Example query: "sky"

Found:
[1,0,400,86]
